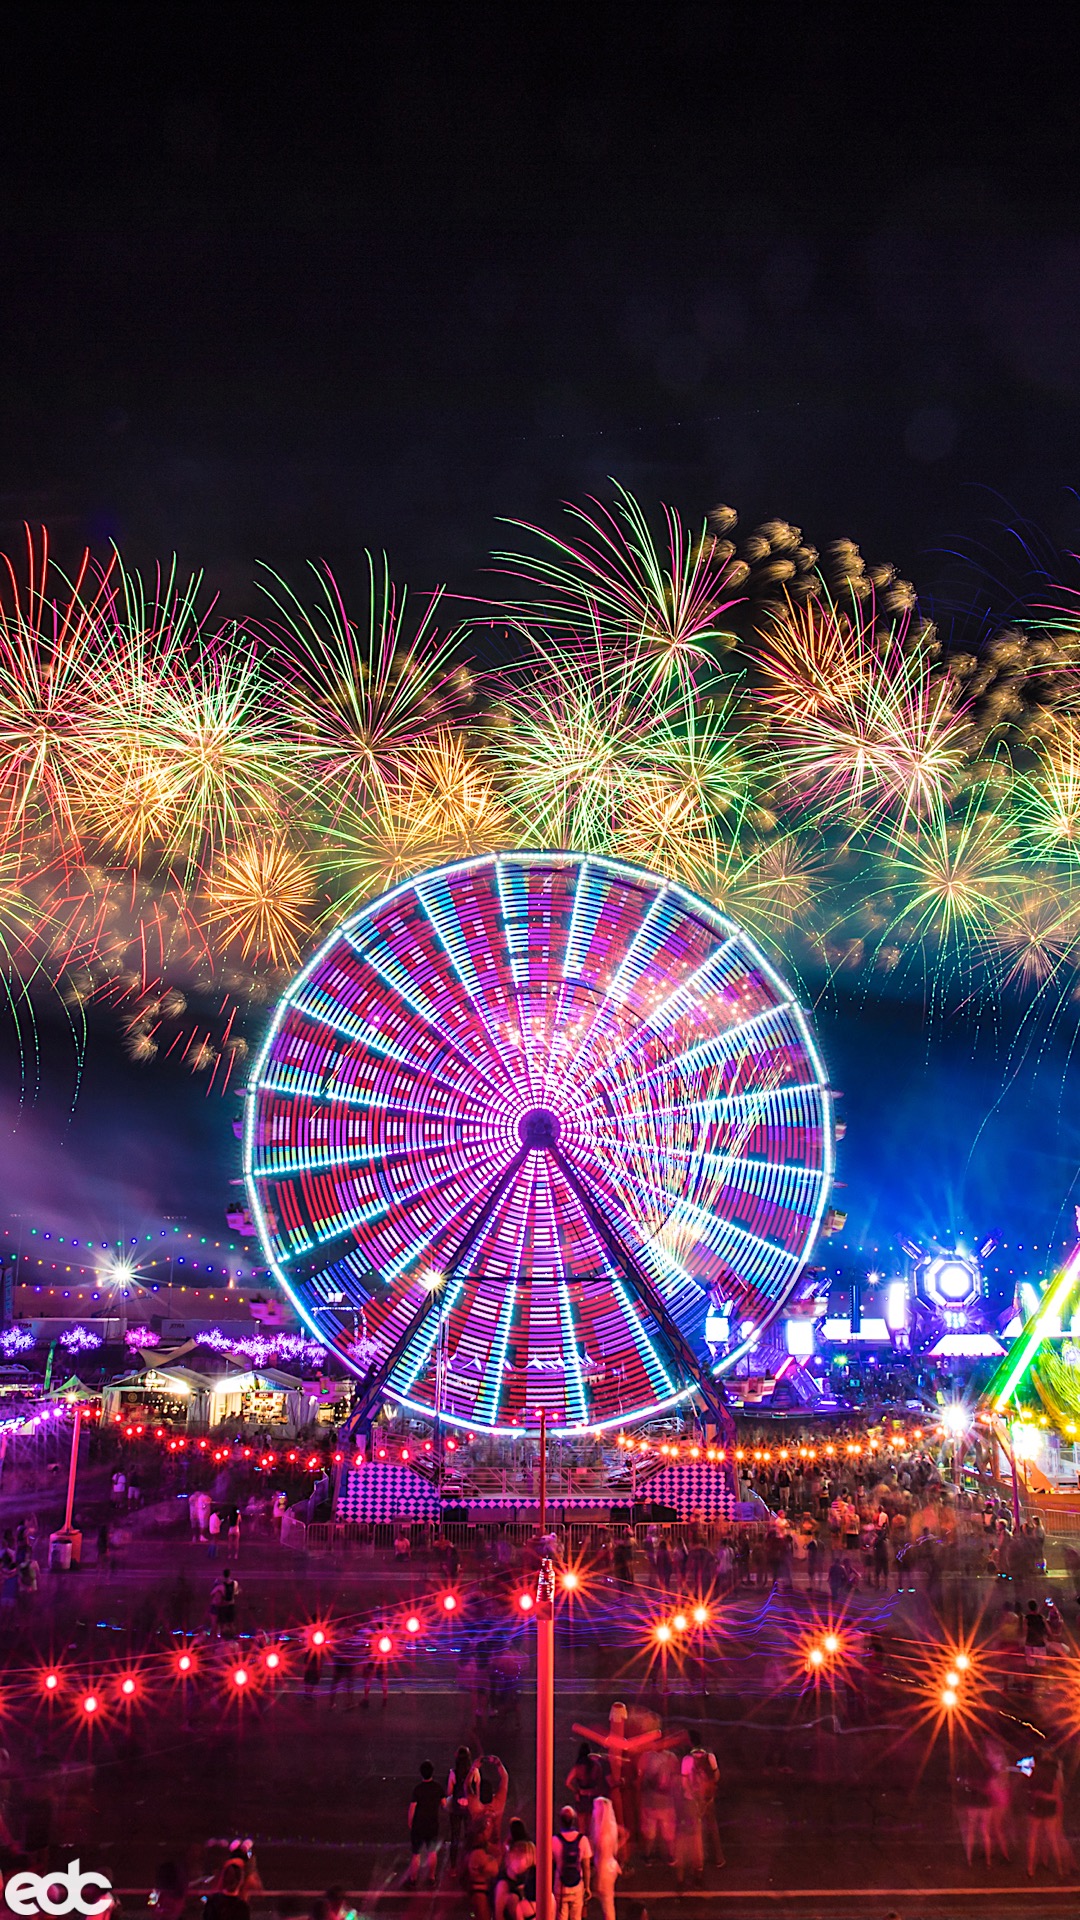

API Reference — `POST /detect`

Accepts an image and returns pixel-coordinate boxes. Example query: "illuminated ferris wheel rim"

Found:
[242,848,835,1435]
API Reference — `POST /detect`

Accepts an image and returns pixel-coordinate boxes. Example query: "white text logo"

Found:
[6,1862,112,1916]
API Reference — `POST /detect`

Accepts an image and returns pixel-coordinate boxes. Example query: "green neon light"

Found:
[993,1245,1080,1411]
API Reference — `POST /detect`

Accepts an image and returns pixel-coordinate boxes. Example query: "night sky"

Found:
[5,11,1080,1284]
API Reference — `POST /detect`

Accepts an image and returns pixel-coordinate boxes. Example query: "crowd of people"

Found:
[400,1705,721,1918]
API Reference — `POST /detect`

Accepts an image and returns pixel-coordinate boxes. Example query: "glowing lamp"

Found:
[517,1592,534,1612]
[941,1404,969,1438]
[655,1623,672,1645]
[232,1667,248,1688]
[561,1571,580,1592]
[377,1634,393,1655]
[120,1677,136,1697]
[82,1694,98,1715]
[446,1438,457,1452]
[809,1647,825,1668]
[264,1651,280,1671]
[955,1652,970,1671]
[405,1614,421,1635]
[944,1669,960,1687]
[177,1653,193,1674]
[692,1606,709,1626]
[441,1593,458,1613]
[941,1687,957,1708]
[672,1612,688,1633]
[823,1633,839,1655]
[44,1671,59,1691]
[311,1628,327,1647]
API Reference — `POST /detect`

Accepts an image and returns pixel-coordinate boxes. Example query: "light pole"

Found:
[63,1405,82,1533]
[535,1552,555,1920]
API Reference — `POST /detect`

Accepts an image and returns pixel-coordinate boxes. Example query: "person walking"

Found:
[406,1760,443,1887]
[551,1805,592,1920]
[447,1745,473,1866]
[1024,1749,1073,1878]
[210,1567,239,1638]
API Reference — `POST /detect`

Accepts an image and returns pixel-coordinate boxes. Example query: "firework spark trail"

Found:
[494,480,744,688]
[260,554,472,810]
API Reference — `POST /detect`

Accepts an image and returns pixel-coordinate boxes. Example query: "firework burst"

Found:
[208,837,315,968]
[262,555,471,809]
[495,482,743,686]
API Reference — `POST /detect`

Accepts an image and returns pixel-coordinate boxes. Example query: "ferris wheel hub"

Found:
[518,1107,562,1151]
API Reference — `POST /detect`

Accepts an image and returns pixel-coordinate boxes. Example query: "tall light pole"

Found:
[62,1405,82,1534]
[535,1553,555,1920]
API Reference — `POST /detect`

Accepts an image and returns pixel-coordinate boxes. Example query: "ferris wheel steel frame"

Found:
[243,850,835,1436]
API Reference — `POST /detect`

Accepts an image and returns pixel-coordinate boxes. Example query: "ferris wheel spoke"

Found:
[415,868,532,1098]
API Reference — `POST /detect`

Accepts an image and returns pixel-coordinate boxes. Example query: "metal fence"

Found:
[303,1516,753,1553]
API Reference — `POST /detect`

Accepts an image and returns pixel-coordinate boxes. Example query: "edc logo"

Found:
[5,1862,112,1916]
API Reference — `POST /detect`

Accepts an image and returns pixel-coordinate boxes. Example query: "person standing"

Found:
[681,1729,724,1868]
[407,1760,444,1887]
[551,1805,591,1920]
[565,1744,604,1831]
[211,1567,239,1638]
[588,1798,620,1920]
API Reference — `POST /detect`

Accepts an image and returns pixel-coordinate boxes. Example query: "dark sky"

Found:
[6,8,1080,1275]
[3,9,1080,598]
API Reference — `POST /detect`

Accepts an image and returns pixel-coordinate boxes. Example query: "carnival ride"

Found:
[243,852,834,1435]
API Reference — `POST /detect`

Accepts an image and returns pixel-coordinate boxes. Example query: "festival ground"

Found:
[4,1504,1080,1920]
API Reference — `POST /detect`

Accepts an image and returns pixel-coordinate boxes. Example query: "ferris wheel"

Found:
[243,851,834,1434]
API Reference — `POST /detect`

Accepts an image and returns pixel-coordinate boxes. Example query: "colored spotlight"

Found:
[120,1677,136,1698]
[177,1653,193,1674]
[944,1669,960,1687]
[955,1652,971,1671]
[517,1592,534,1613]
[82,1694,98,1715]
[941,1687,958,1708]
[311,1628,327,1647]
[232,1667,248,1688]
[561,1571,580,1592]
[264,1650,281,1672]
[377,1635,393,1655]
[405,1614,421,1635]
[441,1593,458,1613]
[823,1633,840,1655]
[808,1647,825,1668]
[692,1606,709,1626]
[655,1622,672,1645]
[44,1671,59,1692]
[672,1613,688,1633]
